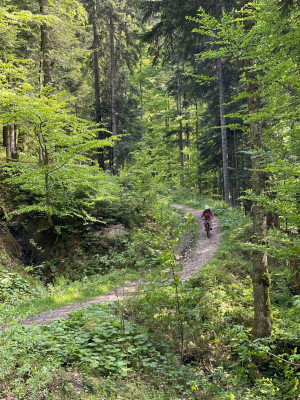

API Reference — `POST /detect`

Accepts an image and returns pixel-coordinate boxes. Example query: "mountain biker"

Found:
[201,205,214,231]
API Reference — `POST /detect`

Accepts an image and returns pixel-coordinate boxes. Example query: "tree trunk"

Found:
[110,6,118,173]
[4,125,18,160]
[3,126,7,148]
[217,57,230,204]
[92,0,102,125]
[139,59,144,140]
[186,118,190,166]
[233,129,240,207]
[289,257,300,295]
[45,167,53,226]
[177,63,184,186]
[218,167,222,197]
[39,0,51,165]
[165,94,170,129]
[40,0,51,86]
[251,208,271,338]
[195,101,202,195]
[267,212,280,229]
[91,0,105,169]
[37,125,53,226]
[266,192,280,229]
[242,6,272,337]
[246,59,272,338]
[4,126,11,159]
[10,124,19,159]
[140,78,144,140]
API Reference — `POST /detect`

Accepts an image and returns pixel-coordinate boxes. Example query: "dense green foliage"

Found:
[1,305,182,396]
[1,198,299,399]
[0,0,299,398]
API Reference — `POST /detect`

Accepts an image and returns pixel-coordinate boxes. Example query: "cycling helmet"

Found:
[205,205,209,209]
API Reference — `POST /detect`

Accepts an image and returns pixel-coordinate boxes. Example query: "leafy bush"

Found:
[0,267,45,304]
[0,304,197,399]
[63,201,186,279]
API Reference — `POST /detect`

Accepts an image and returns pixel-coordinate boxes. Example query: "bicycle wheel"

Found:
[206,219,210,238]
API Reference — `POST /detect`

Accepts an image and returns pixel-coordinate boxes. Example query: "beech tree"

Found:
[243,24,272,338]
[190,6,267,337]
[0,0,89,159]
[189,0,299,336]
[1,91,112,225]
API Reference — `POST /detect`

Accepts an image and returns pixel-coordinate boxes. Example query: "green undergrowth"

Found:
[122,197,300,399]
[1,194,299,399]
[0,303,197,399]
[0,268,140,326]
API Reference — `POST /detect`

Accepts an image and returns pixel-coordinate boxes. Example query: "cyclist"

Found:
[201,205,214,231]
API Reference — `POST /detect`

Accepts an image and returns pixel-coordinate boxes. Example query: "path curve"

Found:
[21,205,222,326]
[171,204,222,281]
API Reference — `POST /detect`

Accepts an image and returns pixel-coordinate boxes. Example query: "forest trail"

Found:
[171,204,221,281]
[21,205,222,326]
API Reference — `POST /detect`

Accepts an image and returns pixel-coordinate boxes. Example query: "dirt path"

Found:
[172,204,222,281]
[21,205,222,326]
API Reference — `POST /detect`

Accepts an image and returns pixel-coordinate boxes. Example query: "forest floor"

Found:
[21,205,222,326]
